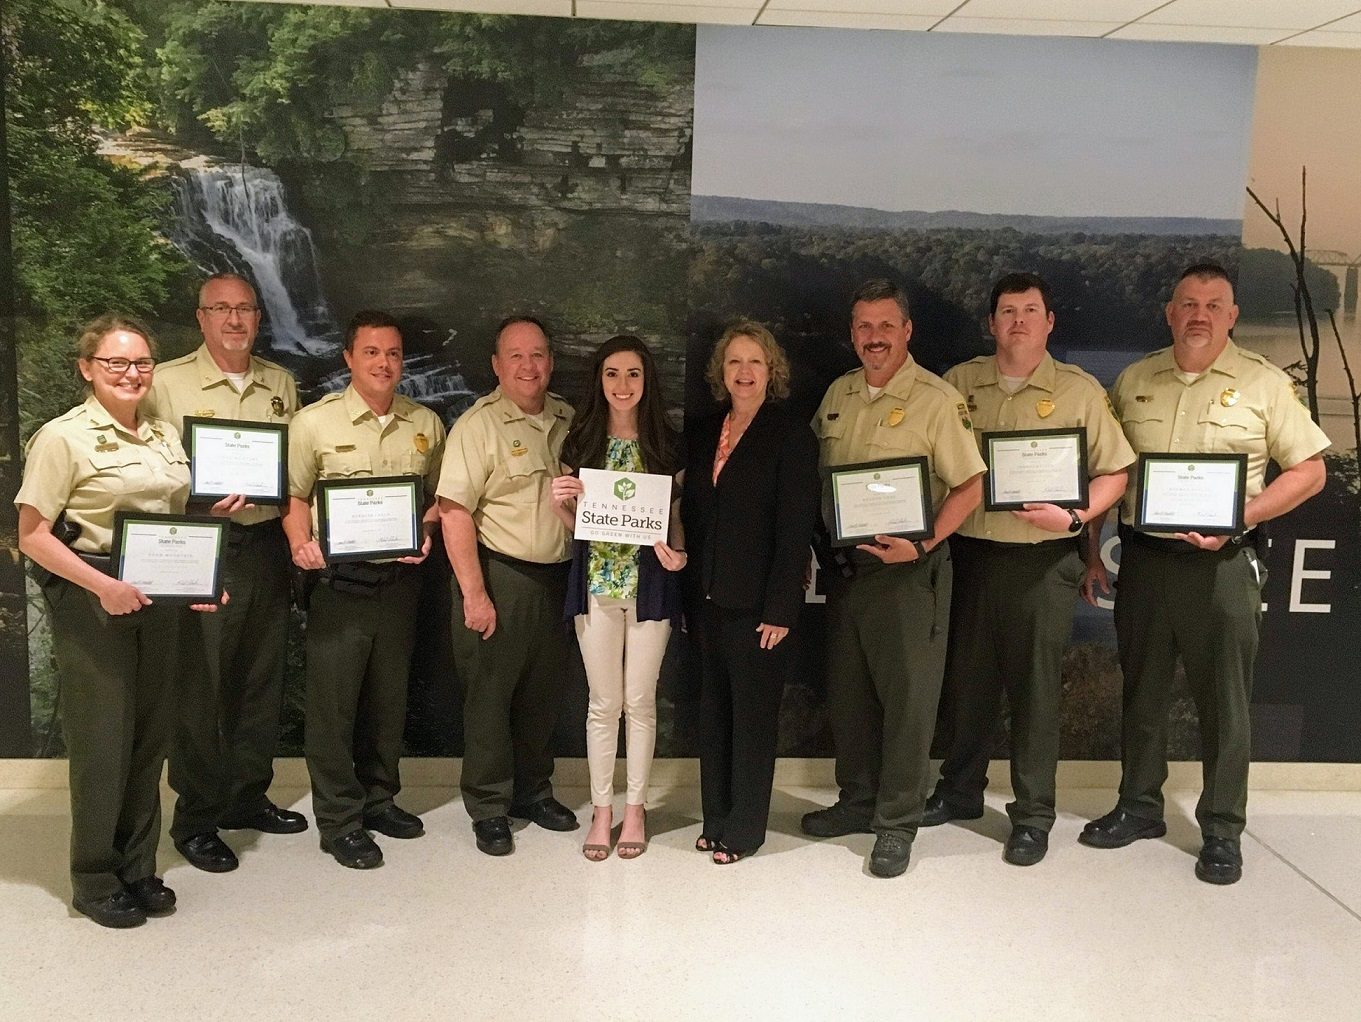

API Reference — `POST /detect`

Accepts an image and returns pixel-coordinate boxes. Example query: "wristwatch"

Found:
[1066,509,1084,534]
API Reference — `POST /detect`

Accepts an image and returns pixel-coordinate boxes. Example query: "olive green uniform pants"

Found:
[1113,533,1264,840]
[825,545,952,840]
[452,552,570,822]
[932,536,1084,831]
[44,577,182,901]
[169,521,290,839]
[304,566,421,840]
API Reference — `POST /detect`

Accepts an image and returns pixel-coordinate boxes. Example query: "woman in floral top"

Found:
[550,336,686,860]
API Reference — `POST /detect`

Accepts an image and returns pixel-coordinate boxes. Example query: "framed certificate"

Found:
[316,475,422,563]
[184,416,287,505]
[111,512,226,603]
[827,457,934,547]
[574,468,672,546]
[1134,453,1248,535]
[982,427,1089,512]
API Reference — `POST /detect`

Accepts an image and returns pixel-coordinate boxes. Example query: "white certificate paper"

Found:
[1139,458,1243,532]
[190,422,285,502]
[118,520,223,599]
[987,432,1084,508]
[321,480,420,560]
[574,468,671,546]
[830,460,930,545]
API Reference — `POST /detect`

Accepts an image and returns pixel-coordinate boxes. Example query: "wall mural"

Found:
[1,1,1356,762]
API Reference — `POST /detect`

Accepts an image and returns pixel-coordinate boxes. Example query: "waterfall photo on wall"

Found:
[3,0,695,757]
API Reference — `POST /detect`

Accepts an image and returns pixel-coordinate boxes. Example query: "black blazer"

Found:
[681,402,819,627]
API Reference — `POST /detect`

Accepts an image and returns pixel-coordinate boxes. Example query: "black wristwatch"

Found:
[1066,509,1084,534]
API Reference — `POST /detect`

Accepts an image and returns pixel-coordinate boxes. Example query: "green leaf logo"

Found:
[614,477,636,501]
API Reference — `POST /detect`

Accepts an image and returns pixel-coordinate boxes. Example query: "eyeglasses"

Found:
[199,303,260,317]
[90,356,156,373]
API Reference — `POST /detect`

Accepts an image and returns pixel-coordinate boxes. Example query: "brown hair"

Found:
[75,313,157,392]
[704,320,791,403]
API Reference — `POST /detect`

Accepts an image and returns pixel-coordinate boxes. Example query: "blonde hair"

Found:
[704,320,791,403]
[75,313,157,391]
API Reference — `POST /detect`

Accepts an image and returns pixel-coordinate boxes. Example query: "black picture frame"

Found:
[110,512,226,603]
[184,416,288,505]
[315,474,423,564]
[982,426,1089,512]
[826,456,934,547]
[1133,452,1248,535]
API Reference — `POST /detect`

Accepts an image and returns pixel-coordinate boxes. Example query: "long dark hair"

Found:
[561,335,678,476]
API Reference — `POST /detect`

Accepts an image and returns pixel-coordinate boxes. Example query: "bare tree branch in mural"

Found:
[1326,308,1361,459]
[1247,169,1322,423]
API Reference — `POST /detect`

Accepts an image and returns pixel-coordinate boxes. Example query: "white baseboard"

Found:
[2,758,1359,791]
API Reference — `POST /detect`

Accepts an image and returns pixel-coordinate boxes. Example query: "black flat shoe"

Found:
[320,830,383,869]
[508,796,579,832]
[800,803,873,838]
[473,816,514,856]
[868,833,912,878]
[921,793,984,828]
[1078,808,1167,849]
[174,832,239,873]
[363,804,424,839]
[1003,825,1049,867]
[73,889,146,929]
[221,804,308,835]
[125,876,176,915]
[1195,837,1243,885]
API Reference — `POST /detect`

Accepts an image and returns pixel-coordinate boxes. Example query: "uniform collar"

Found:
[1150,339,1243,380]
[193,343,272,390]
[848,354,919,402]
[491,385,570,427]
[342,383,413,424]
[80,394,157,442]
[974,352,1058,393]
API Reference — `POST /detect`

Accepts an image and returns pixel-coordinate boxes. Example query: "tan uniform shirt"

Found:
[813,355,986,531]
[288,385,446,546]
[1111,340,1330,528]
[947,353,1136,544]
[437,387,574,564]
[142,344,299,527]
[15,395,191,554]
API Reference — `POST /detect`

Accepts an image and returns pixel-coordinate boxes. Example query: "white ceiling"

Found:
[247,0,1361,47]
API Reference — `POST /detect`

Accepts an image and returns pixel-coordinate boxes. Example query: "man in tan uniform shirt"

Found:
[284,311,445,869]
[1080,262,1328,885]
[143,272,303,874]
[437,316,577,857]
[800,278,986,879]
[923,272,1134,867]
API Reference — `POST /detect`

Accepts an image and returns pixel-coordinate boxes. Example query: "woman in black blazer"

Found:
[681,321,819,863]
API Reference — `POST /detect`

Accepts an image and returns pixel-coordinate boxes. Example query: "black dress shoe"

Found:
[1078,808,1167,849]
[73,889,146,929]
[801,803,874,838]
[508,796,579,832]
[868,833,912,878]
[220,804,309,835]
[1003,825,1049,867]
[174,832,240,873]
[1195,837,1243,885]
[320,830,383,869]
[363,804,424,839]
[125,876,176,915]
[920,793,984,828]
[473,816,514,856]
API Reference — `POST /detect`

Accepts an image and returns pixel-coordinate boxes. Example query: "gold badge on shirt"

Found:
[1220,388,1240,408]
[511,439,527,457]
[886,407,905,427]
[271,396,285,417]
[1036,398,1055,419]
[413,433,429,454]
[194,409,216,418]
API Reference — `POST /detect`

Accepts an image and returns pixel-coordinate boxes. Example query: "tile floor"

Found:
[0,781,1357,1022]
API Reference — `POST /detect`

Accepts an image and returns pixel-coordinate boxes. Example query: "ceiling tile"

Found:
[1276,29,1361,47]
[756,10,939,29]
[763,0,955,12]
[390,0,572,12]
[1142,0,1361,31]
[575,1,759,22]
[937,17,1123,37]
[1108,23,1291,43]
[949,0,1157,18]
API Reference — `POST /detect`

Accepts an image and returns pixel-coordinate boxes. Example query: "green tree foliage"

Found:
[4,0,187,438]
[1237,246,1341,316]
